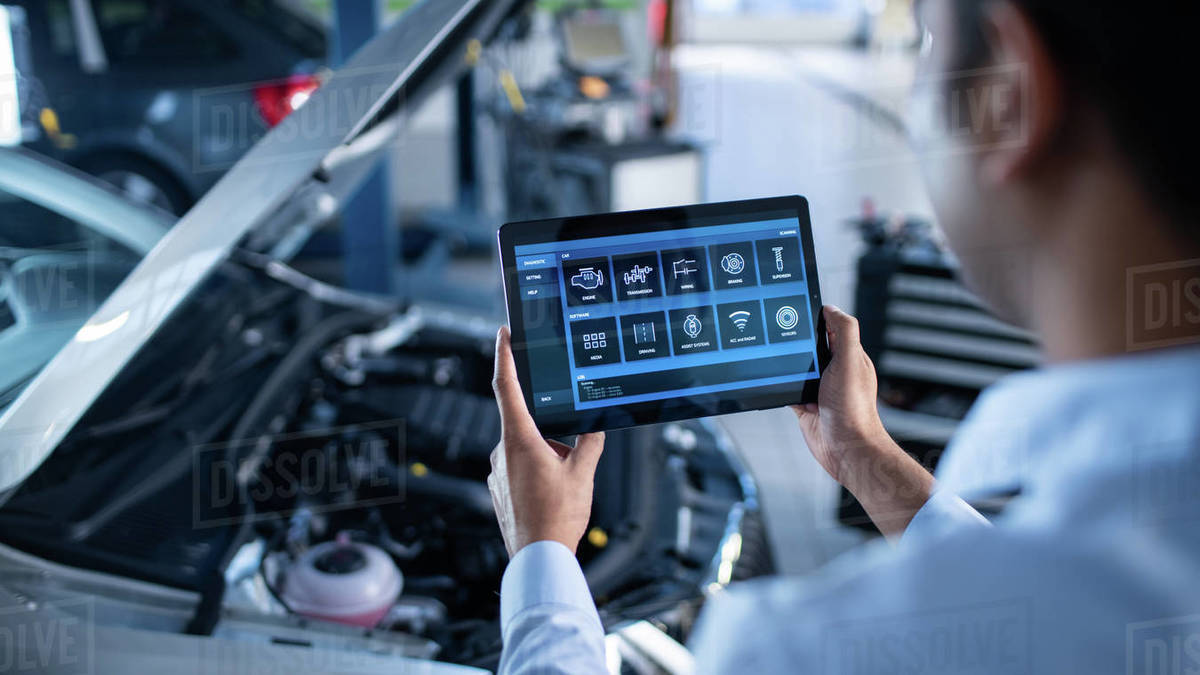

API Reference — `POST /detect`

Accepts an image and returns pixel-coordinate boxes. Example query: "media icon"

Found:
[571,316,620,365]
[623,265,654,286]
[672,258,698,278]
[775,305,799,330]
[682,314,703,339]
[729,310,752,332]
[571,267,604,290]
[721,252,746,275]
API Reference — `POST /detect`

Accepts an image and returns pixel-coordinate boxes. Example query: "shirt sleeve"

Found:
[498,541,608,675]
[902,487,991,544]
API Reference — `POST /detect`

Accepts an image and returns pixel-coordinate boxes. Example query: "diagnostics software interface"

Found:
[514,213,820,417]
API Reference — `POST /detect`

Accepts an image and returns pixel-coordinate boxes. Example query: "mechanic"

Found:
[487,0,1200,671]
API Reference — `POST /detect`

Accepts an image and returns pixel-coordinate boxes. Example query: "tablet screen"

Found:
[501,197,826,434]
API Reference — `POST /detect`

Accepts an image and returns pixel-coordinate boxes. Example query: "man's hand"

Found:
[791,306,892,483]
[792,306,934,540]
[488,326,605,556]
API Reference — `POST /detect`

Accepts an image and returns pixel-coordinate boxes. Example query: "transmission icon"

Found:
[775,305,799,330]
[622,264,654,286]
[720,253,745,275]
[682,314,703,339]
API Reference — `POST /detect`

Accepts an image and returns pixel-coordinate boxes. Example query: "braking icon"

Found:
[720,253,745,275]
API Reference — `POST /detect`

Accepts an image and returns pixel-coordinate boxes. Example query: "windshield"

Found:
[224,0,328,59]
[0,180,145,410]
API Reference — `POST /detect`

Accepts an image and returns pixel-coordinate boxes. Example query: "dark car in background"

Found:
[11,0,325,213]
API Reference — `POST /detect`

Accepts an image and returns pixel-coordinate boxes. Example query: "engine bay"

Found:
[0,259,770,668]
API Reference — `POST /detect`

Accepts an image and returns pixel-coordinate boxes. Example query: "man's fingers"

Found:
[568,431,605,475]
[492,326,538,437]
[823,305,861,355]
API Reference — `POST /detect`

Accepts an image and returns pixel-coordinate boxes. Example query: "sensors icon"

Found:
[775,305,799,330]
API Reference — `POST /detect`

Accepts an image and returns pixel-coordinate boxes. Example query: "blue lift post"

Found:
[332,0,395,293]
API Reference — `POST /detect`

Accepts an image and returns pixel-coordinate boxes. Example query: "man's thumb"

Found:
[823,305,861,355]
[569,431,605,474]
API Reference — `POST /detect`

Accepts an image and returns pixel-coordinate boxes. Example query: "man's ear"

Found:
[974,0,1063,187]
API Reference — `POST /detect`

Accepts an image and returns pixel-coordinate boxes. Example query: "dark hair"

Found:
[953,1,1198,235]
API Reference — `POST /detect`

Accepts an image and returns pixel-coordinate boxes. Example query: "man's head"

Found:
[910,0,1198,330]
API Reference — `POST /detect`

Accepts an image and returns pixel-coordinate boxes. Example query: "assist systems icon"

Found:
[570,267,604,290]
[682,314,703,339]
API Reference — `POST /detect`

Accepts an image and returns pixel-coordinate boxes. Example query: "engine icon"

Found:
[682,314,703,339]
[570,267,604,290]
[720,253,745,275]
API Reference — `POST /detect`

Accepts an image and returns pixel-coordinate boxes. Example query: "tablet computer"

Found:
[498,196,830,436]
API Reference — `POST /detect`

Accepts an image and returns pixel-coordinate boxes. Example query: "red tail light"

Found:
[254,73,321,127]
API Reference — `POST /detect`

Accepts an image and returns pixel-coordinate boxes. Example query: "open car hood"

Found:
[0,0,526,494]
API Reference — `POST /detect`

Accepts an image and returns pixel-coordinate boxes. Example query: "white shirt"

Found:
[499,347,1200,674]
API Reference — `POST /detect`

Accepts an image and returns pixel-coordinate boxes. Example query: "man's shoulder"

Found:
[693,523,1191,673]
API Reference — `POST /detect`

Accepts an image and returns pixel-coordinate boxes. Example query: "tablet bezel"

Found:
[497,195,830,437]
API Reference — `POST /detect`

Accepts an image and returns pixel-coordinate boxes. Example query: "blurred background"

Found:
[0,1,1039,670]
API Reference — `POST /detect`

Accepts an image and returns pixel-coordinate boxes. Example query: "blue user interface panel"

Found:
[513,215,820,418]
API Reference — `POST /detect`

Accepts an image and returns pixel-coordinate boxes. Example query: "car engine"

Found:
[0,258,771,669]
